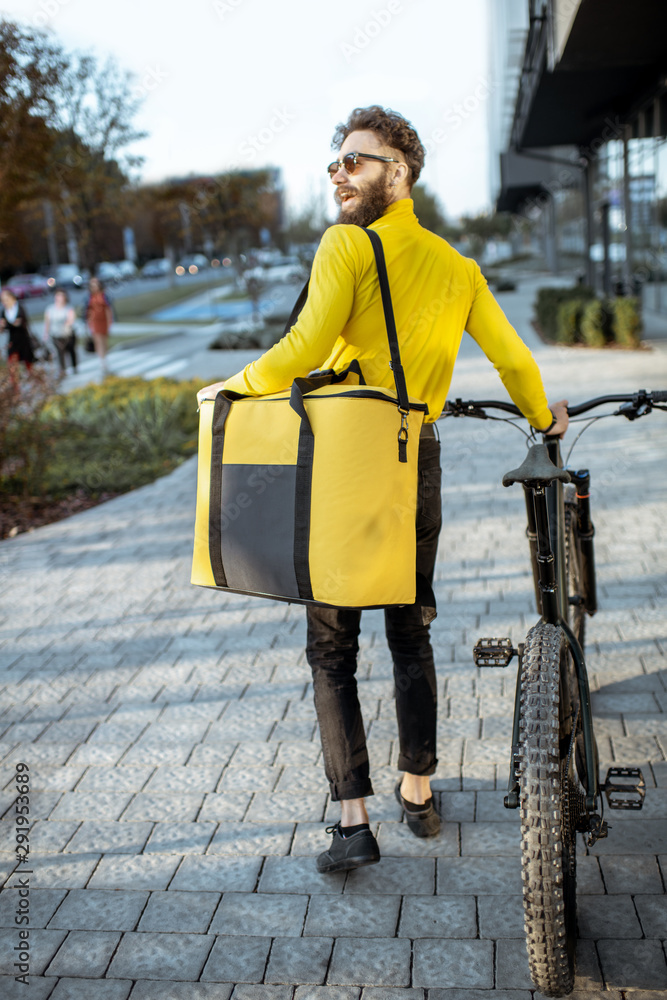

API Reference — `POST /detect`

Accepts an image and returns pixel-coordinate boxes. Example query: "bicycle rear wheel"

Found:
[519,623,578,996]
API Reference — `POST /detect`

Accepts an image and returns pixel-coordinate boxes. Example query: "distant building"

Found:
[492,0,667,312]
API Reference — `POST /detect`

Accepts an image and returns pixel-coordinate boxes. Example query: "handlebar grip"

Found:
[651,390,667,403]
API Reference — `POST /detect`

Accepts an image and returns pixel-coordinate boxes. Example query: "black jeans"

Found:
[306,430,442,801]
[53,335,77,374]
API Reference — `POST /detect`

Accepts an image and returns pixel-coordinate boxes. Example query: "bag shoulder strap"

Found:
[361,227,409,412]
[282,228,409,412]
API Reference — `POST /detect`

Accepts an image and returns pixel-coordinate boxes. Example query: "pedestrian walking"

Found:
[1,288,35,387]
[44,289,78,375]
[84,277,113,377]
[197,105,569,873]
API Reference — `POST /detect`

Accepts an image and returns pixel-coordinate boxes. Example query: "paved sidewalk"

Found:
[0,292,666,997]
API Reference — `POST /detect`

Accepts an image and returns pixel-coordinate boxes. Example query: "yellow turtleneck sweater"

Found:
[224,198,553,429]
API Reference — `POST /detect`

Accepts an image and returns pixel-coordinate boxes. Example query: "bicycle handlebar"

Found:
[444,389,667,422]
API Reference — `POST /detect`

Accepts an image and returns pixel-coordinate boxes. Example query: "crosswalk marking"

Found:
[62,349,190,388]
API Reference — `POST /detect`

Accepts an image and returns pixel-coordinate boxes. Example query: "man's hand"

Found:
[197,380,227,406]
[545,399,569,438]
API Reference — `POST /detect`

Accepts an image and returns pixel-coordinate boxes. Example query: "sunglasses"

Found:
[327,151,401,177]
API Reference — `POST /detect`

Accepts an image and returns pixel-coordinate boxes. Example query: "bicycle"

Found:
[442,388,667,997]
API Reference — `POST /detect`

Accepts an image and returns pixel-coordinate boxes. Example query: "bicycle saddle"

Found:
[502,444,571,487]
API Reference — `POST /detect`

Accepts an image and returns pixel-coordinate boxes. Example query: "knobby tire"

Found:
[519,622,578,996]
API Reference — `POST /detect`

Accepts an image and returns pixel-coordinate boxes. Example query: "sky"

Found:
[3,0,494,223]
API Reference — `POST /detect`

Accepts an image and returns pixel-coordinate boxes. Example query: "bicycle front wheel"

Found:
[519,623,577,996]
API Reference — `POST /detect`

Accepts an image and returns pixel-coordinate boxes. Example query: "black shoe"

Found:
[316,822,380,874]
[394,781,441,838]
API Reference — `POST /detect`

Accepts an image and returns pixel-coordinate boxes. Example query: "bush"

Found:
[1,373,203,501]
[580,299,611,348]
[534,285,594,340]
[556,298,585,344]
[611,296,642,347]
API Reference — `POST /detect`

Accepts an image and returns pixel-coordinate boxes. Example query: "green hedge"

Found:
[535,287,642,348]
[1,371,204,500]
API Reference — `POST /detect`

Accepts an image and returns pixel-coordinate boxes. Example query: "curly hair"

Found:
[331,106,425,187]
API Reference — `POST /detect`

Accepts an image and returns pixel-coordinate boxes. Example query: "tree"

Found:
[0,19,66,264]
[411,184,449,236]
[48,52,147,268]
[284,197,328,245]
[459,210,513,259]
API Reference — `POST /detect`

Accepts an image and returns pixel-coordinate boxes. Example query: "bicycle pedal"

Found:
[473,637,516,667]
[603,766,646,810]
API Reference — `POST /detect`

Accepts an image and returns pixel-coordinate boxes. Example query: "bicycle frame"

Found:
[507,437,600,813]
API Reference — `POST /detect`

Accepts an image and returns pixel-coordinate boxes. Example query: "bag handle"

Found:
[361,227,410,415]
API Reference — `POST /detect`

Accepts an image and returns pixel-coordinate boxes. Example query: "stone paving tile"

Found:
[344,857,435,895]
[377,821,458,858]
[266,935,333,984]
[305,894,400,938]
[459,820,521,855]
[22,819,80,853]
[0,927,67,975]
[207,822,294,856]
[398,895,477,938]
[122,744,193,766]
[49,980,133,1000]
[576,856,605,895]
[428,993,529,1000]
[75,765,155,792]
[0,887,66,928]
[259,857,346,895]
[496,939,545,990]
[608,850,665,898]
[596,938,667,989]
[67,744,130,767]
[210,890,308,936]
[198,792,252,822]
[200,934,272,983]
[144,822,217,854]
[361,991,424,1000]
[47,888,149,931]
[436,856,522,894]
[477,894,524,938]
[49,791,132,822]
[578,893,644,938]
[45,928,121,977]
[9,853,100,889]
[295,989,359,1000]
[412,939,494,988]
[137,889,220,933]
[169,854,262,892]
[634,893,667,937]
[88,854,180,891]
[328,937,412,987]
[145,765,224,793]
[0,974,57,999]
[108,930,215,981]
[130,983,232,1000]
[120,792,203,822]
[65,820,153,854]
[246,792,327,824]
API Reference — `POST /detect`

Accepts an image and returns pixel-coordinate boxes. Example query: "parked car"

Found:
[141,258,172,278]
[175,253,209,276]
[244,256,308,286]
[41,264,90,289]
[114,260,138,280]
[4,273,50,298]
[96,262,123,284]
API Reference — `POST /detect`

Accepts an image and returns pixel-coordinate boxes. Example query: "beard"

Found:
[335,169,392,226]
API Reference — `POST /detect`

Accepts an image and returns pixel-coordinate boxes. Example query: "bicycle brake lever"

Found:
[617,401,650,421]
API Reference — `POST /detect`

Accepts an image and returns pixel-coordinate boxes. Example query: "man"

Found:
[198,106,568,874]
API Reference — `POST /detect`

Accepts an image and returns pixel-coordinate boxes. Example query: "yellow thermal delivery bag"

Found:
[191,228,428,609]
